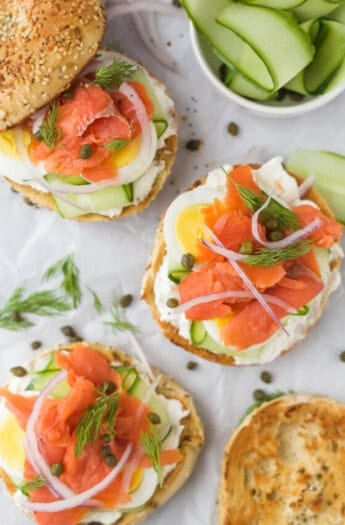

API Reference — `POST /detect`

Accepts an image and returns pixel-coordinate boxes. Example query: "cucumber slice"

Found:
[181,0,274,91]
[53,184,131,219]
[240,0,306,7]
[167,261,190,283]
[26,370,70,399]
[224,63,274,100]
[292,0,343,22]
[286,148,345,223]
[130,378,171,434]
[134,68,169,138]
[45,173,88,186]
[153,118,169,138]
[217,3,315,89]
[114,366,140,393]
[123,183,134,202]
[190,321,265,360]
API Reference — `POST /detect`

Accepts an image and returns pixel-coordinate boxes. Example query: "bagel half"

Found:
[142,163,343,366]
[0,342,204,524]
[218,393,345,525]
[0,0,106,131]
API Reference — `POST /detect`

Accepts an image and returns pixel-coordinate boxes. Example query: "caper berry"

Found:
[264,217,279,231]
[166,297,179,308]
[267,231,284,242]
[260,371,273,384]
[79,144,92,159]
[187,361,198,370]
[253,389,266,401]
[101,445,112,457]
[239,240,253,255]
[148,412,161,425]
[60,325,76,337]
[227,122,239,137]
[101,433,112,443]
[50,462,64,476]
[340,351,345,362]
[10,366,27,377]
[181,253,195,271]
[104,454,117,467]
[119,294,133,308]
[103,381,116,395]
[31,341,42,350]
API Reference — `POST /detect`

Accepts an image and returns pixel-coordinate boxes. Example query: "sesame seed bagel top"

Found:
[0,0,106,131]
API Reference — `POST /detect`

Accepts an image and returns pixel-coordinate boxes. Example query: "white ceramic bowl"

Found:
[190,24,345,119]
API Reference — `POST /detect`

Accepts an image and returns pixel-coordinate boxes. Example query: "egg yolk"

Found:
[0,130,31,158]
[108,136,141,169]
[0,412,25,472]
[175,204,210,256]
[129,467,144,493]
[214,314,235,330]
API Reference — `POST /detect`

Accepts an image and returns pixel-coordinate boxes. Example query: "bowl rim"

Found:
[190,23,345,117]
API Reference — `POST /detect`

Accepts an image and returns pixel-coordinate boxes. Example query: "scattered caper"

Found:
[227,122,239,137]
[101,445,112,457]
[148,412,161,425]
[101,433,112,443]
[31,341,42,350]
[104,454,117,467]
[264,217,279,231]
[253,389,266,401]
[166,297,179,308]
[61,325,76,337]
[187,361,198,370]
[239,240,253,255]
[79,144,92,159]
[119,294,133,308]
[185,139,203,151]
[11,311,23,323]
[50,462,64,476]
[260,371,273,384]
[181,253,195,271]
[103,381,116,395]
[23,197,34,206]
[10,366,27,377]
[339,351,345,362]
[267,231,284,242]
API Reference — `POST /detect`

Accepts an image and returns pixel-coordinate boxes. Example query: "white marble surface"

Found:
[0,7,345,525]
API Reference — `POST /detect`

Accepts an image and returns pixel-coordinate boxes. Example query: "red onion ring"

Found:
[251,196,323,249]
[298,174,315,197]
[172,291,296,315]
[200,238,247,261]
[20,444,132,512]
[202,226,287,333]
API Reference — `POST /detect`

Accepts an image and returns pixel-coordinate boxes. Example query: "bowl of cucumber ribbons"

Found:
[182,0,345,118]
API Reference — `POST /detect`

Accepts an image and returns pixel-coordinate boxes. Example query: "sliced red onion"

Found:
[203,226,287,333]
[120,447,146,497]
[107,1,183,16]
[200,238,247,261]
[172,291,296,315]
[31,105,49,134]
[251,196,323,249]
[19,444,132,512]
[298,174,315,197]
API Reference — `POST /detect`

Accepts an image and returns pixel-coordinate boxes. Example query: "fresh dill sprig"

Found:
[75,386,120,457]
[231,179,300,231]
[104,298,138,333]
[94,59,138,89]
[140,431,163,487]
[87,286,103,314]
[38,102,61,148]
[44,253,81,308]
[244,240,313,267]
[239,391,288,424]
[106,139,129,152]
[17,476,46,496]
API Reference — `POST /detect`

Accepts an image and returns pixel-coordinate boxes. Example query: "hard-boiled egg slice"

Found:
[203,314,235,345]
[163,187,224,266]
[0,403,25,484]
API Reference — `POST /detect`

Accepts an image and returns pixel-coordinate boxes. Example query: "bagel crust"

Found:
[0,0,106,131]
[218,394,345,525]
[0,342,204,525]
[142,165,342,366]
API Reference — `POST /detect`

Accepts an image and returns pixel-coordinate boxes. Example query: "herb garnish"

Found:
[44,254,81,308]
[38,102,61,148]
[104,298,138,333]
[140,431,163,486]
[17,476,46,496]
[87,286,104,313]
[239,391,288,423]
[75,384,120,457]
[244,240,313,267]
[94,59,138,89]
[106,139,130,152]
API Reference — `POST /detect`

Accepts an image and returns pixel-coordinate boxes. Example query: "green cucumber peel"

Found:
[240,0,306,7]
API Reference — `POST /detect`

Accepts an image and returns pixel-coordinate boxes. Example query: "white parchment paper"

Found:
[1,10,345,525]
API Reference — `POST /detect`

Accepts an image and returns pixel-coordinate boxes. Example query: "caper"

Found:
[268,231,284,242]
[166,297,179,308]
[31,341,42,350]
[23,196,34,206]
[60,325,76,337]
[103,381,116,395]
[264,217,279,231]
[101,433,112,443]
[253,389,266,401]
[340,351,345,362]
[187,361,198,370]
[79,144,92,159]
[104,453,117,467]
[148,412,161,425]
[185,139,202,151]
[34,130,43,141]
[181,253,195,271]
[260,371,273,384]
[11,311,23,323]
[50,462,64,476]
[10,366,28,377]
[119,294,133,308]
[227,122,239,137]
[239,240,253,255]
[101,445,112,457]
